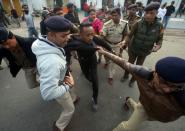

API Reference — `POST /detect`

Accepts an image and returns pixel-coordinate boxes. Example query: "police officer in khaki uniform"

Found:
[123,4,141,30]
[120,2,164,87]
[97,48,185,131]
[102,8,129,85]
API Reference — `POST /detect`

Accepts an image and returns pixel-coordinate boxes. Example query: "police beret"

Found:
[128,4,138,10]
[67,3,74,8]
[111,8,121,16]
[156,57,185,83]
[0,26,9,43]
[144,2,160,11]
[44,16,72,32]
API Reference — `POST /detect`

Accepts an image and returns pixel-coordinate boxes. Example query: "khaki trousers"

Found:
[107,45,120,78]
[56,92,75,131]
[69,87,77,103]
[113,98,148,131]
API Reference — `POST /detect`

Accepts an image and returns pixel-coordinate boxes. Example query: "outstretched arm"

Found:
[65,41,97,53]
[93,35,112,52]
[97,47,131,72]
[97,47,153,80]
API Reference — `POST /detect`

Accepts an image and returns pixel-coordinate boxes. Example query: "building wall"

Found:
[161,0,182,11]
[114,0,126,7]
[136,0,182,10]
[29,0,47,10]
[69,0,81,9]
[2,0,22,16]
[45,0,54,8]
[96,0,103,9]
[136,0,148,6]
[20,0,47,13]
[80,0,103,9]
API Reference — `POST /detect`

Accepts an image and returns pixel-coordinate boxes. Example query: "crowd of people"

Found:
[0,1,185,131]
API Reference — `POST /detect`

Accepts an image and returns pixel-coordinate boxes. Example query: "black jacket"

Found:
[15,35,36,65]
[64,35,112,65]
[165,5,175,16]
[0,35,36,77]
[40,19,47,36]
[64,12,80,25]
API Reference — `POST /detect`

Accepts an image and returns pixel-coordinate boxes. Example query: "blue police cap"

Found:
[0,26,9,44]
[111,7,121,16]
[156,57,185,83]
[144,2,160,11]
[128,4,138,10]
[44,16,72,32]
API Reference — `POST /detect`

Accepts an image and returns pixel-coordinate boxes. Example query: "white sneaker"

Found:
[91,98,98,112]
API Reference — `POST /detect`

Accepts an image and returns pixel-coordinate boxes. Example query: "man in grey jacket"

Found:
[32,16,75,131]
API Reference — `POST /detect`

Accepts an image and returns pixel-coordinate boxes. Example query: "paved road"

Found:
[1,20,185,131]
[167,17,185,29]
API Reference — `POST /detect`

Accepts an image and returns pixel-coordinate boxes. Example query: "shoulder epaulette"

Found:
[120,19,128,23]
[104,19,112,25]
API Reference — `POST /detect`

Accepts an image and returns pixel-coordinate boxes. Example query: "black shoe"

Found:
[73,96,80,105]
[108,78,113,85]
[120,75,129,82]
[123,97,130,111]
[128,80,135,87]
[104,63,108,69]
[53,121,61,131]
[91,98,98,112]
[98,58,101,64]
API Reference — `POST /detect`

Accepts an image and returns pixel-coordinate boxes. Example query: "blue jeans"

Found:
[28,27,38,38]
[162,16,170,29]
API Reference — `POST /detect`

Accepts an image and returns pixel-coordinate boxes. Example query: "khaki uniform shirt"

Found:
[123,14,140,30]
[102,19,128,44]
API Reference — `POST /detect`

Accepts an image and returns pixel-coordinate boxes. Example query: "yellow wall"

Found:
[12,0,22,16]
[2,0,22,16]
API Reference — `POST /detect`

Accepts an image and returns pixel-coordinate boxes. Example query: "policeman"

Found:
[0,26,38,88]
[120,2,164,87]
[97,47,185,131]
[123,4,140,30]
[32,16,77,131]
[120,4,141,72]
[120,4,141,82]
[102,7,129,85]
